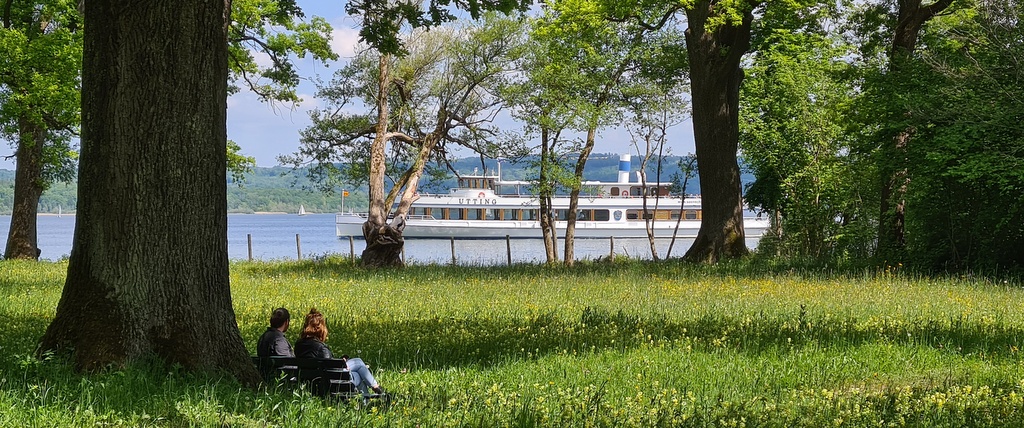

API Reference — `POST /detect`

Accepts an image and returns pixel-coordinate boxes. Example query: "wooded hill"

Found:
[0,153,751,215]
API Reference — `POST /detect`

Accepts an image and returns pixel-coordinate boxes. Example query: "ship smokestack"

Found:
[618,154,630,183]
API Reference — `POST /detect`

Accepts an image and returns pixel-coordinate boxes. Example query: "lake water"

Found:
[0,213,759,265]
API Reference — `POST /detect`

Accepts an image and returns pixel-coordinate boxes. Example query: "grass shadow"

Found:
[230,255,1024,289]
[323,306,1024,372]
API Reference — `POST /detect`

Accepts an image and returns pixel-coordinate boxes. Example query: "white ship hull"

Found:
[336,154,769,240]
[337,213,768,239]
[335,193,768,239]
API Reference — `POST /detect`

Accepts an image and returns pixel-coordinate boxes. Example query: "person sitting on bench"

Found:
[257,307,294,357]
[294,308,384,396]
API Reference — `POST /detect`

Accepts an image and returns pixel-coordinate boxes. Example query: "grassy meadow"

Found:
[2,257,1024,426]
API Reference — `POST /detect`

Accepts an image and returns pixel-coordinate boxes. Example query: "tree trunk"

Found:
[666,155,696,258]
[362,53,405,268]
[877,0,954,259]
[539,132,558,263]
[637,153,661,261]
[563,128,598,266]
[38,0,257,384]
[4,116,45,260]
[681,2,754,263]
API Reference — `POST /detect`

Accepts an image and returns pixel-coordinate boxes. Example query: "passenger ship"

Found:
[335,154,769,239]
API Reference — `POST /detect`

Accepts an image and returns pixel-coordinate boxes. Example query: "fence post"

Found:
[609,236,614,258]
[296,234,302,260]
[506,235,512,265]
[247,233,253,261]
[450,237,456,266]
[349,236,355,263]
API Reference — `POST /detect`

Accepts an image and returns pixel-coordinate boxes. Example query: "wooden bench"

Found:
[252,356,358,399]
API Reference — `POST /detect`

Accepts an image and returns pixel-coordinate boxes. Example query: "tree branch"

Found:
[605,5,680,31]
[922,0,956,19]
[228,48,276,100]
[232,34,288,70]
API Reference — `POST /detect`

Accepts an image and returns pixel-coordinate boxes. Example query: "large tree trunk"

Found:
[362,54,405,267]
[38,0,257,384]
[4,116,45,260]
[681,2,754,263]
[877,0,954,259]
[362,129,436,268]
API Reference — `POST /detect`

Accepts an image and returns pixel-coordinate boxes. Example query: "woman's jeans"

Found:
[345,358,378,395]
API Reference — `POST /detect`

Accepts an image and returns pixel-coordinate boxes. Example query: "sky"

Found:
[0,1,696,170]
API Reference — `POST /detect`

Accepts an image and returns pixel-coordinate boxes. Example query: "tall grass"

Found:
[2,257,1024,426]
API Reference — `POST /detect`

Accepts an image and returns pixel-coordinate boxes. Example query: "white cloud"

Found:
[330,26,362,59]
[295,92,320,110]
[251,49,274,69]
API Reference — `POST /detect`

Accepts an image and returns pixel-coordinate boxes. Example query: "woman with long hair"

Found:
[294,308,383,395]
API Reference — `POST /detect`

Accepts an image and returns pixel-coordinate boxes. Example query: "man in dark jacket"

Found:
[257,307,293,358]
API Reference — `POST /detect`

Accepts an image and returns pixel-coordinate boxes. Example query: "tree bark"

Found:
[877,0,954,259]
[539,131,558,263]
[637,150,661,261]
[362,54,405,267]
[361,127,437,268]
[4,116,44,260]
[563,128,599,266]
[38,0,257,384]
[681,1,755,263]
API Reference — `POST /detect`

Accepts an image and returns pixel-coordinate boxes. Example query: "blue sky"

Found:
[224,2,359,168]
[0,1,695,170]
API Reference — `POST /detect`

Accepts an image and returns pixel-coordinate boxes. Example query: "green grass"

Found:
[2,257,1024,426]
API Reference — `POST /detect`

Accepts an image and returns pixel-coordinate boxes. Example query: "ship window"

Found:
[684,210,697,220]
[594,210,610,221]
[467,209,482,220]
[555,209,570,221]
[671,210,681,220]
[523,209,538,221]
[449,209,463,220]
[502,209,517,220]
[577,210,592,221]
[626,210,639,220]
[487,209,499,220]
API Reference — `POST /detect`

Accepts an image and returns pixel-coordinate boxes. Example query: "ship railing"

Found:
[337,212,369,219]
[337,212,437,221]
